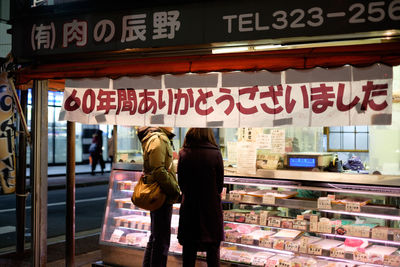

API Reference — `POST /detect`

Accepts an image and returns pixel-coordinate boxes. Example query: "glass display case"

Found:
[100,163,400,267]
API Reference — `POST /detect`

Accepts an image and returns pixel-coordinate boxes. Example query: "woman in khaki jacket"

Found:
[137,126,180,267]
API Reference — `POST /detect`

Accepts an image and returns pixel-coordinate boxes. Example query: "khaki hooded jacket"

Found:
[137,127,180,204]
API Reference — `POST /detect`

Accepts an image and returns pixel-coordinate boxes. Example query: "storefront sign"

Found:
[60,76,393,127]
[0,73,16,194]
[12,0,400,60]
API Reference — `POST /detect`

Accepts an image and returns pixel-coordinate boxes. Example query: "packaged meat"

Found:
[251,252,275,266]
[272,229,302,240]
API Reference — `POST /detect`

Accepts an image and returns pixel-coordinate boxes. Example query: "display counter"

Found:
[100,163,400,267]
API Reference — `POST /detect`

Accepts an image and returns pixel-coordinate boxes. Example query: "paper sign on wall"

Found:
[237,142,257,175]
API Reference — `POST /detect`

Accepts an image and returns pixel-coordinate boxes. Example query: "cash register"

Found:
[284,152,336,171]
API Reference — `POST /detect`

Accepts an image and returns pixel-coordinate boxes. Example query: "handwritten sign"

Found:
[271,129,285,154]
[256,134,272,149]
[237,142,257,175]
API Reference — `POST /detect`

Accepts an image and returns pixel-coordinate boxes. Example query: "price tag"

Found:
[278,259,290,267]
[346,202,361,212]
[310,215,319,223]
[384,254,400,266]
[262,194,276,205]
[223,210,231,221]
[353,251,368,262]
[293,220,307,231]
[241,235,254,245]
[392,229,400,241]
[318,197,332,209]
[259,237,273,248]
[225,232,239,243]
[330,247,345,258]
[308,244,322,255]
[259,211,269,226]
[351,225,362,237]
[268,217,281,227]
[245,212,259,224]
[359,226,371,238]
[230,192,241,201]
[318,222,332,233]
[309,222,318,232]
[285,241,299,252]
[372,227,388,240]
[298,237,309,253]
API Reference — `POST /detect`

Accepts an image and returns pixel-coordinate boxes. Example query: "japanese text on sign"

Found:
[60,79,392,127]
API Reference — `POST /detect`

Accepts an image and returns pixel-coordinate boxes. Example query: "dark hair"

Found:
[183,128,218,147]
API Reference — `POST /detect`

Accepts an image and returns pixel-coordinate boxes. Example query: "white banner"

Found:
[59,66,393,127]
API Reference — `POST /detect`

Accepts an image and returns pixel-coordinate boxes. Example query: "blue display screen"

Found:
[289,157,316,168]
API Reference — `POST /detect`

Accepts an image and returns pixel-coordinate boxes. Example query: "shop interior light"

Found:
[320,233,400,246]
[320,209,400,221]
[254,44,282,50]
[223,241,294,255]
[211,46,250,54]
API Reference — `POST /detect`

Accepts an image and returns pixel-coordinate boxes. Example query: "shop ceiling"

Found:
[10,0,400,87]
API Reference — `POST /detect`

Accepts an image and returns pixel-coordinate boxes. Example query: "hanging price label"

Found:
[262,194,276,205]
[346,202,361,212]
[318,197,332,209]
[330,247,345,258]
[353,251,368,262]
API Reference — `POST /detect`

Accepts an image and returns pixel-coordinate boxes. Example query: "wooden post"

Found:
[66,121,76,267]
[31,80,48,267]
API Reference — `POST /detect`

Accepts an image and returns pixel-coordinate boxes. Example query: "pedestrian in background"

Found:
[107,130,114,166]
[137,126,181,267]
[89,129,105,175]
[177,128,224,267]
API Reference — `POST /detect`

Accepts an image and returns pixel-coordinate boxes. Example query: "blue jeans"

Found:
[143,202,172,267]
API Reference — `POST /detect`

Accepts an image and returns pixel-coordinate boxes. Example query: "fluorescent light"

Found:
[254,44,282,50]
[212,47,249,54]
[320,209,400,221]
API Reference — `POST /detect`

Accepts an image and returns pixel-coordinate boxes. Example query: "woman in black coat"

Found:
[177,128,224,267]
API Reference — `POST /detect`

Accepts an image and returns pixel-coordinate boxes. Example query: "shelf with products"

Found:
[222,175,400,266]
[100,165,183,258]
[100,164,400,267]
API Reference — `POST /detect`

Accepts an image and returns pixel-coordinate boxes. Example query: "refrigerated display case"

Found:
[100,163,400,267]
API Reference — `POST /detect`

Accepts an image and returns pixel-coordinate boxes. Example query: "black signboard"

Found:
[12,0,400,61]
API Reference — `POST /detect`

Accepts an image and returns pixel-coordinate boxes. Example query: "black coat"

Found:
[177,142,224,245]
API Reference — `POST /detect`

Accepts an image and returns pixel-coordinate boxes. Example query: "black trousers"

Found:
[143,202,173,267]
[182,242,220,267]
[91,152,105,173]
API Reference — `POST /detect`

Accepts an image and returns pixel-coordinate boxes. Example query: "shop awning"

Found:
[14,42,400,87]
